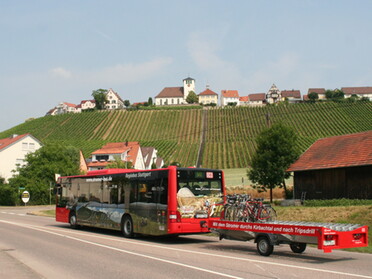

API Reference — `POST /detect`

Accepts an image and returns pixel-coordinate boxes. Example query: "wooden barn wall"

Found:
[293,165,372,199]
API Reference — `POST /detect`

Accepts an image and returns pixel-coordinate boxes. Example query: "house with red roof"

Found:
[87,141,145,171]
[287,131,372,199]
[155,77,196,106]
[79,100,96,111]
[305,88,326,101]
[280,89,302,103]
[239,93,266,106]
[198,88,218,105]
[341,87,372,100]
[0,134,42,182]
[239,96,249,106]
[55,102,79,114]
[221,90,240,106]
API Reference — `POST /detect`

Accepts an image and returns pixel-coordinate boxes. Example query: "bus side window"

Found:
[78,182,90,202]
[117,184,124,205]
[89,182,101,203]
[109,184,118,205]
[158,178,168,205]
[130,181,137,203]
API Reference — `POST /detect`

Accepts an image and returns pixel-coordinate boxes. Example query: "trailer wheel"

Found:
[122,215,134,238]
[256,237,274,256]
[290,243,307,253]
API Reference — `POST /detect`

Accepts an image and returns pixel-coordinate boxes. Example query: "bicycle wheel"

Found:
[224,205,233,221]
[259,206,277,222]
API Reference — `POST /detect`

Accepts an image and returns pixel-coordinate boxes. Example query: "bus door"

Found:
[55,182,70,223]
[134,176,168,236]
[76,181,99,227]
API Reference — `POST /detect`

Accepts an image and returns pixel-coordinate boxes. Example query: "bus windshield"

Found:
[177,169,223,218]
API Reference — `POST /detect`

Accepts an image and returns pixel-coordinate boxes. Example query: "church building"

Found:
[155,77,195,106]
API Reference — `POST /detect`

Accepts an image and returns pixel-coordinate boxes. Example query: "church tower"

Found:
[183,77,195,101]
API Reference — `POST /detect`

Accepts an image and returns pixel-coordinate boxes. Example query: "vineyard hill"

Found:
[1,102,371,169]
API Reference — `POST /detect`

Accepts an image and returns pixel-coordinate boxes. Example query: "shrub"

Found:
[0,184,17,206]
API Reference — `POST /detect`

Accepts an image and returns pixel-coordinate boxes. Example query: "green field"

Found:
[1,102,371,169]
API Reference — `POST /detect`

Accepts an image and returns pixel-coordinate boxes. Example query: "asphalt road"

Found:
[0,206,371,279]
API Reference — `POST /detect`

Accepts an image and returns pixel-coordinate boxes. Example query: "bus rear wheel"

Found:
[122,215,134,238]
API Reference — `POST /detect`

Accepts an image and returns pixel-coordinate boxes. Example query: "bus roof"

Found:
[58,166,222,180]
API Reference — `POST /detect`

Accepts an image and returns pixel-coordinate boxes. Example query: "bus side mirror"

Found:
[54,184,62,195]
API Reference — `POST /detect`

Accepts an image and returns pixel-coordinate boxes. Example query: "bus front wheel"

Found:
[122,215,134,238]
[69,212,78,229]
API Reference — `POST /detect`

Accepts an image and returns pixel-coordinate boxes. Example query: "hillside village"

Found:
[46,77,372,115]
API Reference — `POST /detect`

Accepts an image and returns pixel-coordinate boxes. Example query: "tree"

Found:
[148,97,153,106]
[360,97,370,102]
[92,89,108,110]
[325,89,335,100]
[124,100,130,108]
[347,94,359,103]
[186,91,199,104]
[8,143,80,205]
[308,92,319,102]
[333,89,344,99]
[106,156,133,169]
[247,123,301,202]
[325,89,344,101]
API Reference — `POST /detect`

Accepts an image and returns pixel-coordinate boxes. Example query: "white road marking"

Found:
[1,219,371,279]
[0,220,244,279]
[0,212,26,216]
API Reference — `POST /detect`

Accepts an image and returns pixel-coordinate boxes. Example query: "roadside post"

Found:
[21,191,30,206]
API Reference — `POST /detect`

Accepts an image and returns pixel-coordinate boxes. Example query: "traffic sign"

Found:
[21,191,30,204]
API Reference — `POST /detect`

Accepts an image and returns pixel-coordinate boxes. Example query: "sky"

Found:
[1,0,371,132]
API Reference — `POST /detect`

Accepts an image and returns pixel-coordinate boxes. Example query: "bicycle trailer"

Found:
[208,219,368,256]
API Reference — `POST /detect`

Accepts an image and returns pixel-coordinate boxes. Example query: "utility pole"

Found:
[265,111,271,127]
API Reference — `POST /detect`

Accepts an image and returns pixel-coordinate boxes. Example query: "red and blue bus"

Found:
[55,166,225,237]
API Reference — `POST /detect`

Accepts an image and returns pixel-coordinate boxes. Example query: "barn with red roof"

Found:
[287,131,372,199]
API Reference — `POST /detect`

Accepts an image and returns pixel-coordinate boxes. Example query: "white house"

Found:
[141,147,164,169]
[105,88,124,110]
[0,134,42,182]
[55,102,79,114]
[341,87,372,101]
[221,90,240,106]
[266,84,281,104]
[79,100,96,110]
[155,77,196,106]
